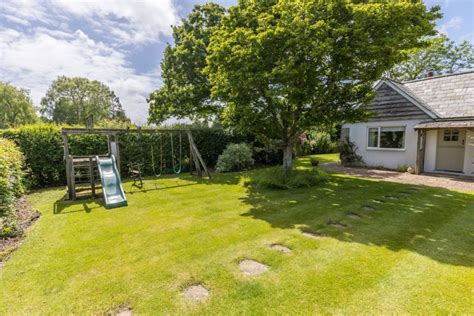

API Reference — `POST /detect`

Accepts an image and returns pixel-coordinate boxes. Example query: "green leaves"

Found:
[0,82,38,128]
[40,76,129,125]
[148,3,226,124]
[388,35,474,81]
[206,0,439,167]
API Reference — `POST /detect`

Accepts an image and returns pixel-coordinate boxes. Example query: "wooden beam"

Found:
[61,127,191,135]
[415,130,426,175]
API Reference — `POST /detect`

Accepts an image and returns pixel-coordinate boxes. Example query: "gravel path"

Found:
[321,163,474,192]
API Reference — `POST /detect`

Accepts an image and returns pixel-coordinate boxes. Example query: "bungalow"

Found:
[342,70,474,176]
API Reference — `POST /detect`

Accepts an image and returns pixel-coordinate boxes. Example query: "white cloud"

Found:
[68,1,175,44]
[0,0,181,124]
[0,27,161,124]
[438,16,463,36]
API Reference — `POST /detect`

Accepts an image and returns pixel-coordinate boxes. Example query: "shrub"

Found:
[338,139,363,166]
[0,138,26,237]
[310,157,319,167]
[299,130,338,155]
[216,143,254,172]
[244,167,328,190]
[0,124,281,188]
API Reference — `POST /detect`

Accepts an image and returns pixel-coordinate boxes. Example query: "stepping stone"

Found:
[372,199,386,204]
[347,212,362,220]
[270,244,292,253]
[239,259,269,276]
[301,231,322,239]
[110,307,132,316]
[327,221,347,228]
[361,205,376,211]
[183,284,209,301]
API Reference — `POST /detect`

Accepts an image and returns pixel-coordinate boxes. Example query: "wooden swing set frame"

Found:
[61,127,211,200]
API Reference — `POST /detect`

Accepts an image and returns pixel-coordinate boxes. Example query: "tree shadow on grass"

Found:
[239,175,474,267]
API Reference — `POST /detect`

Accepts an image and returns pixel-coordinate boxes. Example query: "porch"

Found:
[415,120,474,177]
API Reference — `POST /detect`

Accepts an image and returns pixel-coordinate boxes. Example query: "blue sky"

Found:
[0,0,472,124]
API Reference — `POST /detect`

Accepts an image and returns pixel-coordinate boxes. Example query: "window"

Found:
[368,128,378,147]
[443,129,459,141]
[367,126,405,149]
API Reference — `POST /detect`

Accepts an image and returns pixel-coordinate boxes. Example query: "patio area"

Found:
[322,163,474,192]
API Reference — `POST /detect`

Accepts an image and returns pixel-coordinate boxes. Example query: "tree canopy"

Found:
[206,0,440,169]
[40,76,129,125]
[388,35,474,81]
[147,3,226,124]
[0,82,38,129]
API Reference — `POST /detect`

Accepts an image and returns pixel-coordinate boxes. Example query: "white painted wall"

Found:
[463,130,474,176]
[424,130,437,172]
[342,119,423,170]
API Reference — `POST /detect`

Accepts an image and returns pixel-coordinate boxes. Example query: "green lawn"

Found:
[1,154,473,314]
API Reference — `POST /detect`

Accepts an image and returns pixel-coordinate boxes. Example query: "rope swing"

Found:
[150,134,163,178]
[170,133,182,174]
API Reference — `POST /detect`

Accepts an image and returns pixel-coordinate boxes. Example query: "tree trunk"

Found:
[282,144,293,172]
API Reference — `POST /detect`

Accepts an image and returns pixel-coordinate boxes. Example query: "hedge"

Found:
[0,138,26,237]
[1,124,281,188]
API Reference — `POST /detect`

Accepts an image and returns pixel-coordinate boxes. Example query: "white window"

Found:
[367,126,405,149]
[443,129,459,142]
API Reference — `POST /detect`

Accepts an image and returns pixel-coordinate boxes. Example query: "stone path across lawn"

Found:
[321,163,474,192]
[239,259,269,276]
[183,284,209,301]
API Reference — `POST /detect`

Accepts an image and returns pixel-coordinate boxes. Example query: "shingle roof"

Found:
[415,120,474,129]
[401,71,474,118]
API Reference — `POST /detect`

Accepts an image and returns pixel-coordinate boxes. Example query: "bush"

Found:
[0,124,282,188]
[243,167,328,190]
[338,139,363,166]
[216,143,254,172]
[0,138,26,237]
[299,130,338,155]
[310,157,320,167]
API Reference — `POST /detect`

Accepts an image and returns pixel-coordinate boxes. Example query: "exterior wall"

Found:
[424,130,438,172]
[342,119,423,170]
[463,130,474,176]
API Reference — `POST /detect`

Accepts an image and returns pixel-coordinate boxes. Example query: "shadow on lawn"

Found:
[53,195,105,215]
[237,175,474,267]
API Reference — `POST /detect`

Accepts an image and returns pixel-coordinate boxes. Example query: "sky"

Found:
[0,0,473,125]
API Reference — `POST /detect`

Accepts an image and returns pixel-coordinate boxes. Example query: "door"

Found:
[436,129,465,172]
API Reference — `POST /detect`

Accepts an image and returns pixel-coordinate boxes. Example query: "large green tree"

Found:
[388,35,474,81]
[0,82,38,129]
[206,0,440,169]
[40,76,128,125]
[148,3,226,124]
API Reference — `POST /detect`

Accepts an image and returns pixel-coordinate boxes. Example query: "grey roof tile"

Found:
[401,71,474,118]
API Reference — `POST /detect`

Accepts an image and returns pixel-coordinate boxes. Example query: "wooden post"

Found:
[70,157,76,200]
[415,129,426,175]
[187,131,211,178]
[89,156,95,198]
[62,133,73,200]
[187,131,202,177]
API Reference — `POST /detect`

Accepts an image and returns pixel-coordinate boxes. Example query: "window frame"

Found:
[366,125,406,151]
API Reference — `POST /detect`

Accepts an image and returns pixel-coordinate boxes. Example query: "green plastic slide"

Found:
[96,155,128,209]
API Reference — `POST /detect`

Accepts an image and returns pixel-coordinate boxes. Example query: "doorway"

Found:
[436,129,465,172]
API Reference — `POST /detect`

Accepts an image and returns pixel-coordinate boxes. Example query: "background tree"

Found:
[0,82,38,128]
[148,3,226,124]
[388,35,474,81]
[40,76,129,125]
[206,0,440,170]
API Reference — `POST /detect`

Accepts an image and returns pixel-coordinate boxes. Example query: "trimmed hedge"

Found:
[0,138,26,237]
[1,124,281,188]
